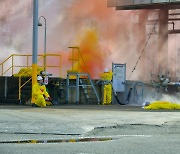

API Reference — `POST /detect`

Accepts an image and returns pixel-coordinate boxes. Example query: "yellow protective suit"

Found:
[32,83,51,107]
[144,101,180,110]
[100,71,113,105]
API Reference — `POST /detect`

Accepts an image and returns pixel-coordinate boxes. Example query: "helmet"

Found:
[143,102,150,106]
[104,68,109,73]
[37,76,43,81]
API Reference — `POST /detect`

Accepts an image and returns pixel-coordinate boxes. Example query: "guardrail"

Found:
[0,53,61,77]
[0,53,62,103]
[68,47,89,73]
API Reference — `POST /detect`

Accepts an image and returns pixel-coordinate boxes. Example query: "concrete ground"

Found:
[0,104,180,154]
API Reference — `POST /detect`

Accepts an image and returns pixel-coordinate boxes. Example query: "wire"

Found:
[128,20,158,80]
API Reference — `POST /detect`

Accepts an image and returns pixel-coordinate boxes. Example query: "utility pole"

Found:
[32,0,39,92]
[38,16,47,72]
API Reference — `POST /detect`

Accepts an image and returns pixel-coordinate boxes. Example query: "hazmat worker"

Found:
[32,76,52,107]
[143,101,180,110]
[100,68,113,105]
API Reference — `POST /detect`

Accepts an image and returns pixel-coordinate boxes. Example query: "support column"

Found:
[76,74,79,104]
[32,0,39,103]
[32,0,38,87]
[158,9,168,76]
[66,74,69,104]
[137,10,148,81]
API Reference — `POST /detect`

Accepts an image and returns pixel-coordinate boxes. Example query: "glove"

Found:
[45,97,51,101]
[48,97,52,101]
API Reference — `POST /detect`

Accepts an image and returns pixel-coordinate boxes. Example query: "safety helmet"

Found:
[143,102,150,106]
[104,68,109,73]
[37,76,43,81]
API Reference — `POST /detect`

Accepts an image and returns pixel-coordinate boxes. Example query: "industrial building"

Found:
[0,0,180,106]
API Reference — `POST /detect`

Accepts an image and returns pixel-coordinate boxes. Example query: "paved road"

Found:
[0,105,180,154]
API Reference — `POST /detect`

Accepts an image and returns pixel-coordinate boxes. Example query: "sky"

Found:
[0,0,179,80]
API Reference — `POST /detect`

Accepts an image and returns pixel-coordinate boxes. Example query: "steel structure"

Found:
[108,0,180,9]
[108,0,180,81]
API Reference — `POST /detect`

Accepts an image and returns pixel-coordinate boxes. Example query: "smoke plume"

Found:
[0,0,179,81]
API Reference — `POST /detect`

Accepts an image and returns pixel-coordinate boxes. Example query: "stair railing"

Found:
[18,54,44,102]
[0,54,33,76]
[18,53,62,103]
[67,47,100,104]
[68,47,89,74]
[0,55,13,76]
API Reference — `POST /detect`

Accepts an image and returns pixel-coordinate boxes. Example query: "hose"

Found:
[111,81,125,105]
[97,80,125,105]
[126,88,133,103]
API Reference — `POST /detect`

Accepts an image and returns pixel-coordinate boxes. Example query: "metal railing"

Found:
[18,55,44,101]
[68,47,89,74]
[0,54,62,77]
[0,53,62,102]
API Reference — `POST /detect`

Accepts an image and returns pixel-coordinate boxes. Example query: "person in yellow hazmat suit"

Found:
[100,68,113,105]
[143,101,180,110]
[32,76,52,107]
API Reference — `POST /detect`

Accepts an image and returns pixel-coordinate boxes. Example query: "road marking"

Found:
[0,135,152,144]
[115,135,152,137]
[0,137,113,144]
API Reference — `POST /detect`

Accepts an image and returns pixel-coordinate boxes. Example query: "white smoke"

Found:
[0,0,180,80]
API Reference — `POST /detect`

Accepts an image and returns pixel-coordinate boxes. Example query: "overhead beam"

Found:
[168,18,180,21]
[116,4,180,10]
[168,29,180,34]
[169,12,180,15]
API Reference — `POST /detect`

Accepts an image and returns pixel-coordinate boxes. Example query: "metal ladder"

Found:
[66,72,100,104]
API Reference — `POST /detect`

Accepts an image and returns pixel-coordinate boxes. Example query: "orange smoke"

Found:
[72,28,105,79]
[69,0,114,20]
[66,0,123,79]
[55,0,156,80]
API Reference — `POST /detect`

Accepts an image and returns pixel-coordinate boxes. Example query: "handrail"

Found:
[0,54,32,76]
[68,47,80,72]
[18,75,32,101]
[0,54,13,65]
[2,66,13,76]
[79,50,89,74]
[0,53,62,103]
[0,53,61,103]
[18,53,61,101]
[68,47,89,74]
[0,53,61,77]
[0,54,13,76]
[18,55,45,100]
